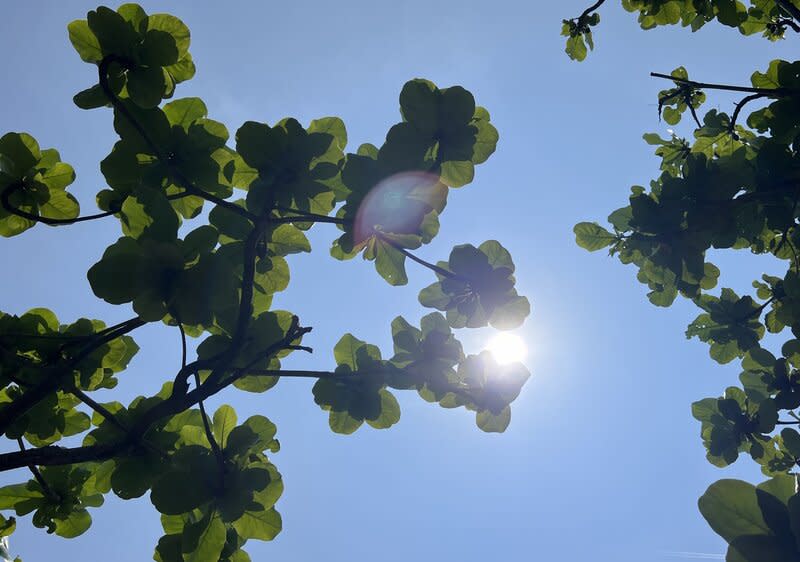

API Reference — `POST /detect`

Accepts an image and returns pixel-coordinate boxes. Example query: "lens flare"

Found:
[486,333,527,365]
[354,171,445,244]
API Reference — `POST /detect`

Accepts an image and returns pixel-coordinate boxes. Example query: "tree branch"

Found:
[238,366,415,385]
[170,217,270,395]
[776,0,800,24]
[775,16,800,32]
[0,319,313,472]
[243,369,364,378]
[578,0,606,20]
[271,213,350,226]
[0,317,146,436]
[650,72,797,96]
[0,443,120,471]
[217,316,313,389]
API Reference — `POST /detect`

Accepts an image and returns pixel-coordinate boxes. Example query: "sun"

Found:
[486,333,527,365]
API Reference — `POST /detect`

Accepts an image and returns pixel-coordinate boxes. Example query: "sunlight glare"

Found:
[486,333,527,365]
[353,171,443,243]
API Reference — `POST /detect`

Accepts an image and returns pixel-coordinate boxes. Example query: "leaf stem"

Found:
[379,235,460,279]
[177,318,225,474]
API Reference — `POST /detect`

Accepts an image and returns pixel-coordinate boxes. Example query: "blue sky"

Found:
[1,1,796,561]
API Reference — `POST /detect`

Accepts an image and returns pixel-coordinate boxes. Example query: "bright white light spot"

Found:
[486,333,527,365]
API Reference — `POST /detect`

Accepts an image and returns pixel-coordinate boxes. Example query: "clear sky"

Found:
[1,1,796,561]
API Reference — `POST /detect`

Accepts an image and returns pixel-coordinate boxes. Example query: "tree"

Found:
[0,4,531,560]
[567,0,800,559]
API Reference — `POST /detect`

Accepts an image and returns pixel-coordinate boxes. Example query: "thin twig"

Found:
[578,0,606,20]
[0,183,119,225]
[177,318,225,473]
[0,175,191,229]
[687,102,702,129]
[271,214,350,226]
[244,369,363,379]
[730,93,768,131]
[17,438,57,502]
[71,387,127,435]
[195,371,225,467]
[651,72,797,96]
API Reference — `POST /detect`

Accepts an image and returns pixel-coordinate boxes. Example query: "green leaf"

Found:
[164,98,207,130]
[308,116,347,154]
[574,222,616,251]
[374,242,407,286]
[73,85,109,110]
[419,241,529,329]
[268,224,310,255]
[147,14,191,59]
[328,411,364,434]
[232,506,282,541]
[399,79,438,136]
[476,406,511,433]
[139,29,179,67]
[440,160,474,188]
[67,20,102,62]
[150,447,217,515]
[698,479,772,542]
[127,65,167,108]
[565,34,588,61]
[212,405,237,449]
[183,513,225,562]
[365,390,401,429]
[53,508,91,538]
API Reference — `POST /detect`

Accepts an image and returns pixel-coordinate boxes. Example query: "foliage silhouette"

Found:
[0,4,530,561]
[567,0,800,559]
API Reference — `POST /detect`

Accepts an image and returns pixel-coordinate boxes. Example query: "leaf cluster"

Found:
[0,4,530,560]
[568,1,800,559]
